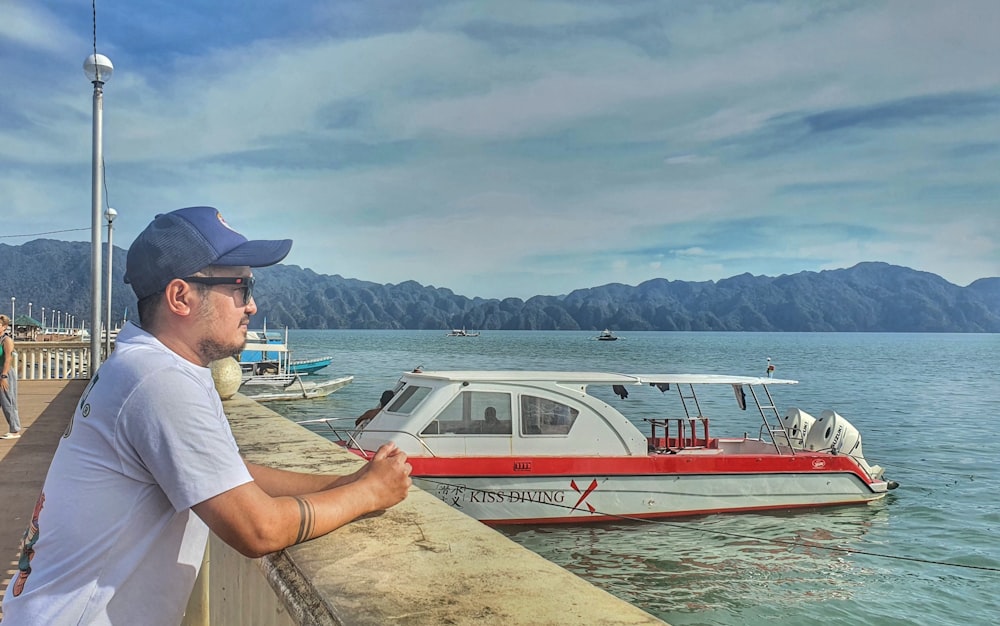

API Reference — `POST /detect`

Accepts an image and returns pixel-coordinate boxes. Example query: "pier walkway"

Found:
[0,379,86,620]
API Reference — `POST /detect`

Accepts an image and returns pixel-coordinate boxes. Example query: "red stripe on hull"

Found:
[403,454,878,487]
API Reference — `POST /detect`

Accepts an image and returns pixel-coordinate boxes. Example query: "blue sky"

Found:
[2,0,998,299]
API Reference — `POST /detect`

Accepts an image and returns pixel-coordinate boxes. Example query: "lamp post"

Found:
[41,307,46,329]
[10,297,14,322]
[85,53,113,370]
[105,207,117,358]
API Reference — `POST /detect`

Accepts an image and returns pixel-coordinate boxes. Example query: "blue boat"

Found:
[287,356,333,375]
[240,327,333,377]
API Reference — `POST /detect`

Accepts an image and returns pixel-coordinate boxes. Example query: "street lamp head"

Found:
[105,207,118,223]
[84,53,114,84]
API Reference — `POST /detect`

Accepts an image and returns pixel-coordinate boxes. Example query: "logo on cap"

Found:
[216,211,238,233]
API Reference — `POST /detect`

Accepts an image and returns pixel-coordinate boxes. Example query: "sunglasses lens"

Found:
[242,278,254,305]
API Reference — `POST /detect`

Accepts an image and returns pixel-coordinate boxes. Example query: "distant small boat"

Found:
[446,328,480,337]
[596,329,618,341]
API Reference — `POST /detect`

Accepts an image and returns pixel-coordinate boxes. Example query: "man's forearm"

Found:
[246,461,359,497]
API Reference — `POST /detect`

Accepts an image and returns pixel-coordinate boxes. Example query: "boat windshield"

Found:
[386,385,432,415]
[520,395,579,435]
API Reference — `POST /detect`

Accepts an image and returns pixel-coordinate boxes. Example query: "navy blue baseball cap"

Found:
[125,206,292,300]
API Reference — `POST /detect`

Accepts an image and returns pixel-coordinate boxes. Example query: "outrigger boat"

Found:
[241,327,334,376]
[313,370,896,524]
[238,328,351,402]
[240,373,354,402]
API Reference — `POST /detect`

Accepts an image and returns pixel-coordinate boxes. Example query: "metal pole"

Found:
[105,209,116,359]
[90,79,104,371]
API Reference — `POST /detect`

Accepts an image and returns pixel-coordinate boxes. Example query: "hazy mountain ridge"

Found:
[2,240,997,332]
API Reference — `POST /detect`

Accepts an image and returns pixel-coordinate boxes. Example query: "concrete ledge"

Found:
[221,393,666,625]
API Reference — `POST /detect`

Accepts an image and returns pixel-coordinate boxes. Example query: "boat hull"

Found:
[413,471,886,524]
[401,449,889,524]
[287,357,333,375]
[242,375,353,402]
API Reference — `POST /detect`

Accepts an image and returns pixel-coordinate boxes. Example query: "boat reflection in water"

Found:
[498,502,891,623]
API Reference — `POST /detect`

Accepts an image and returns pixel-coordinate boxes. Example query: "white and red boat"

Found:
[319,370,896,524]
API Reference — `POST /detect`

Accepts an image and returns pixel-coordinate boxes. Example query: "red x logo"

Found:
[570,479,598,513]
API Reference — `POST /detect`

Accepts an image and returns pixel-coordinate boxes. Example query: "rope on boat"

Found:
[415,477,1000,574]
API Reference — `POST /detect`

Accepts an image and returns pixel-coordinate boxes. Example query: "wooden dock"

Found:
[0,379,85,619]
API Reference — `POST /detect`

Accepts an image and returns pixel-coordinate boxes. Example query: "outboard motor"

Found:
[779,407,816,449]
[805,410,885,480]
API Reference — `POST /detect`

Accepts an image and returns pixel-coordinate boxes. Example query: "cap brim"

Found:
[214,239,292,268]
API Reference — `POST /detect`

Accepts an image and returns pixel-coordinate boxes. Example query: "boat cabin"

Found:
[350,371,797,458]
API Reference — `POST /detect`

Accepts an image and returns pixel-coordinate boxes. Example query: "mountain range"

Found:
[2,239,997,332]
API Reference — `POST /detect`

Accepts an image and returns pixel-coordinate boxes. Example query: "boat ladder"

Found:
[747,384,795,455]
[675,384,709,448]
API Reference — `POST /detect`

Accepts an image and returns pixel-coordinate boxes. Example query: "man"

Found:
[2,206,411,624]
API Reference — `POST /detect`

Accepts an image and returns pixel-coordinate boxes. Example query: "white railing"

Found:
[12,341,93,380]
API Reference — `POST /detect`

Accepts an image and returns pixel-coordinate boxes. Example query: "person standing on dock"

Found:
[0,314,21,439]
[2,206,412,625]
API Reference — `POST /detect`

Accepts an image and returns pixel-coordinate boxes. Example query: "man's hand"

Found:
[354,443,412,510]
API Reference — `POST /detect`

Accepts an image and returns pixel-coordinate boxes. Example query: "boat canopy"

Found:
[406,370,797,386]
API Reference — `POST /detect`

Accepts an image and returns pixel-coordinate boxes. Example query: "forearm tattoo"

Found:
[293,497,316,544]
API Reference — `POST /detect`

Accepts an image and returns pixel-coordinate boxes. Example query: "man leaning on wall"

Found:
[1,206,412,625]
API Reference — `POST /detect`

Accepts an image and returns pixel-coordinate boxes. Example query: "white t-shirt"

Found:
[2,323,253,625]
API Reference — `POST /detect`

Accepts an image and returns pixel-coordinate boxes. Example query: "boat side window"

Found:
[421,391,512,436]
[520,395,579,435]
[386,385,432,415]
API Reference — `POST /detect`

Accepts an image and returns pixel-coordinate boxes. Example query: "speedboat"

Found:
[316,370,896,524]
[596,329,618,341]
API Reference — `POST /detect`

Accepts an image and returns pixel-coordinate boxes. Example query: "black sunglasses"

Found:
[182,276,255,306]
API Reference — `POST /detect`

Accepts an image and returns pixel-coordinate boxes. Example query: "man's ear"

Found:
[163,279,197,317]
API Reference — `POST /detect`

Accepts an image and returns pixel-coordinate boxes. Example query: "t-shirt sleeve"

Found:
[119,366,253,511]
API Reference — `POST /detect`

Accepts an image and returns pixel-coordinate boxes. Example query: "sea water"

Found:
[266,330,1000,626]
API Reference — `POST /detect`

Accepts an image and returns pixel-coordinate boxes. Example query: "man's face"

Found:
[192,266,257,364]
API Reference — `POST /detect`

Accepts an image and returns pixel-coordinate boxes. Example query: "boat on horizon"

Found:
[446,328,480,337]
[309,369,896,524]
[596,329,618,341]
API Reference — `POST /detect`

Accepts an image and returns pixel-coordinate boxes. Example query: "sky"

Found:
[1,0,998,299]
